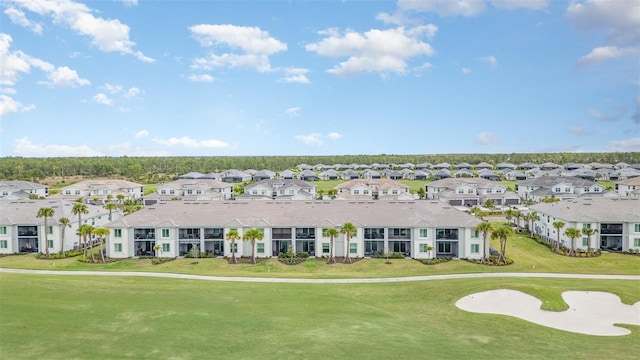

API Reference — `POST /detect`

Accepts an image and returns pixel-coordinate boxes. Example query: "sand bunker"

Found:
[455,289,640,336]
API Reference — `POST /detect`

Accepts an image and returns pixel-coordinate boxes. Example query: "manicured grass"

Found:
[1,274,638,360]
[2,234,639,277]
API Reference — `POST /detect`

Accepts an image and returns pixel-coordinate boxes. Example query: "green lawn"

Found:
[1,274,638,360]
[2,233,638,277]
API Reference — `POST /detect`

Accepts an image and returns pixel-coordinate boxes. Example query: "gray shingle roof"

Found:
[529,198,640,222]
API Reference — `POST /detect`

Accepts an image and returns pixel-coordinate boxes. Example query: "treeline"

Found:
[0,152,638,182]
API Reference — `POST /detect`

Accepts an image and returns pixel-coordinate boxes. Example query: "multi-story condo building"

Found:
[0,180,49,199]
[529,198,640,252]
[57,179,144,204]
[0,199,118,254]
[425,178,519,207]
[105,201,483,260]
[516,176,610,202]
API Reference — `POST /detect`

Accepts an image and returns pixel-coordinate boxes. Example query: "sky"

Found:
[0,0,639,157]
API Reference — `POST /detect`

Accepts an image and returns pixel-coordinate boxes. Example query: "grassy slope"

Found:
[1,275,638,360]
[2,233,638,277]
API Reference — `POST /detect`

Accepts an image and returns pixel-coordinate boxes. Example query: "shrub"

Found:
[420,257,451,265]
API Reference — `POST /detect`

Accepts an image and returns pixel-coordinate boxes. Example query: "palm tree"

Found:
[581,227,598,254]
[92,227,110,263]
[103,202,118,221]
[490,224,515,264]
[77,224,94,259]
[475,221,493,263]
[552,221,566,250]
[469,206,486,220]
[340,222,357,263]
[36,207,55,258]
[565,228,581,256]
[71,202,89,251]
[323,227,339,264]
[153,243,162,259]
[58,217,71,256]
[504,208,515,226]
[116,194,125,205]
[513,210,522,233]
[243,228,264,264]
[527,211,540,239]
[226,229,241,264]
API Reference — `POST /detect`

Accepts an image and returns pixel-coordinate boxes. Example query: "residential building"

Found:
[147,179,233,204]
[614,177,640,197]
[57,179,143,203]
[529,198,640,252]
[336,179,412,200]
[0,180,49,199]
[425,178,519,207]
[252,169,276,181]
[0,199,118,254]
[238,179,316,200]
[516,176,610,202]
[105,200,483,260]
[221,169,252,183]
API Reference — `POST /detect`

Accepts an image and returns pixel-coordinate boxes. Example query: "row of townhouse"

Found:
[53,179,144,204]
[614,177,640,197]
[0,199,119,254]
[515,176,614,202]
[528,198,640,252]
[425,178,520,207]
[336,179,414,200]
[144,179,234,205]
[105,201,483,260]
[0,181,49,199]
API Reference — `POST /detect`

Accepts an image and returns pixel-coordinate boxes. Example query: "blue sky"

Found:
[0,0,638,157]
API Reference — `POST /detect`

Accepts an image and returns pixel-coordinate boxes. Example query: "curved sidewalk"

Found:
[1,268,639,283]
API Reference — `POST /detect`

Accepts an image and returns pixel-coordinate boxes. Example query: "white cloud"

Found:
[118,0,138,7]
[576,46,639,66]
[41,66,90,87]
[462,67,472,74]
[567,0,640,66]
[0,94,35,116]
[13,136,103,157]
[479,55,497,68]
[398,0,487,17]
[606,137,640,152]
[569,125,592,136]
[134,129,149,139]
[187,74,215,82]
[153,136,229,148]
[279,67,310,84]
[285,107,301,117]
[190,24,286,72]
[491,0,548,10]
[305,26,435,77]
[101,83,123,94]
[476,132,500,145]
[4,6,43,34]
[295,133,323,145]
[9,0,154,62]
[123,87,142,99]
[92,93,112,105]
[588,108,623,122]
[328,132,342,140]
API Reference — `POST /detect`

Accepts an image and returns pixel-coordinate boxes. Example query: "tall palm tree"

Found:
[226,229,241,264]
[323,227,339,264]
[513,210,522,233]
[340,222,357,263]
[92,227,110,263]
[36,207,55,258]
[565,228,581,256]
[504,208,515,226]
[581,227,598,254]
[243,228,264,264]
[77,224,94,259]
[116,194,125,205]
[103,202,118,221]
[490,224,515,264]
[58,217,71,256]
[475,221,493,263]
[71,202,89,251]
[552,221,566,250]
[527,211,540,239]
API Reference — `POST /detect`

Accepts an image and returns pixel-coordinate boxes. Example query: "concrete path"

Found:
[1,268,639,283]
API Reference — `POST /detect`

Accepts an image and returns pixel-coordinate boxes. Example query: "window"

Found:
[565,187,571,193]
[162,229,170,238]
[555,187,561,192]
[187,190,193,195]
[594,187,600,192]
[349,243,357,254]
[363,190,369,195]
[458,189,464,194]
[322,243,330,254]
[419,229,428,238]
[161,189,166,194]
[353,189,359,195]
[47,226,53,234]
[0,226,6,235]
[584,187,589,192]
[75,190,80,195]
[392,189,398,195]
[582,238,588,247]
[486,189,492,194]
[47,240,53,249]
[496,188,502,193]
[257,243,265,254]
[635,224,640,233]
[634,238,640,247]
[169,189,175,195]
[196,190,202,195]
[382,190,388,195]
[288,190,294,195]
[472,230,479,238]
[0,240,7,248]
[419,244,431,252]
[114,229,122,238]
[233,243,238,253]
[468,189,474,194]
[162,243,170,252]
[471,244,480,253]
[583,224,591,229]
[65,190,71,195]
[103,190,108,195]
[114,243,122,252]
[252,190,258,195]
